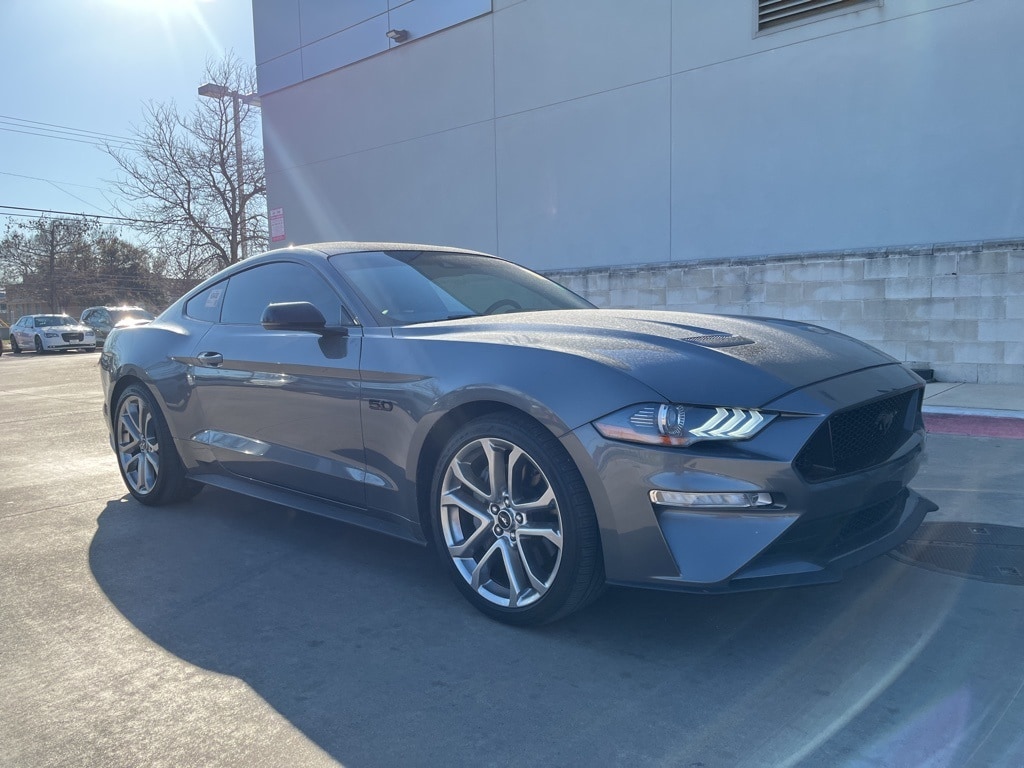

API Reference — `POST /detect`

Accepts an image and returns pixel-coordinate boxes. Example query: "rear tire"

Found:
[430,412,605,625]
[10,336,20,354]
[114,384,202,506]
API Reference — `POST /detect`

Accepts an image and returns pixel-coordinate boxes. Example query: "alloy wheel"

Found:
[116,394,161,496]
[439,436,564,608]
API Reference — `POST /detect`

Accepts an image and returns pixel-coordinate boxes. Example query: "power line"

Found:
[0,206,242,239]
[0,125,138,149]
[0,205,155,225]
[0,114,139,144]
[0,171,108,191]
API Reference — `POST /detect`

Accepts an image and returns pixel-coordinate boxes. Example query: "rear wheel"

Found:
[10,336,21,354]
[430,413,604,625]
[114,384,202,506]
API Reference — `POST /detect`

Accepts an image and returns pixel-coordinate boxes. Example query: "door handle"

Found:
[196,351,224,368]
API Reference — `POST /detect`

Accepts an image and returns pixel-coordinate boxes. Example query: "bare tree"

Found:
[106,54,266,281]
[0,217,98,312]
[0,217,162,313]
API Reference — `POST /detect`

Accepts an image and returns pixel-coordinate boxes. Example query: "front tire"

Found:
[114,384,202,506]
[430,413,604,625]
[34,335,45,354]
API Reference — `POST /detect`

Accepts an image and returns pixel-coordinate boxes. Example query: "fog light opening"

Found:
[649,490,774,509]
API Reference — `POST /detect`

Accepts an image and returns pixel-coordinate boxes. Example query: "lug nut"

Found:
[515,513,524,524]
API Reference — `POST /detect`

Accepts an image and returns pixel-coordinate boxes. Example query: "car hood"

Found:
[43,324,91,333]
[410,309,902,407]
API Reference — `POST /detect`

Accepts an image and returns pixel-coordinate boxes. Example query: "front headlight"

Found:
[593,403,776,447]
[43,332,60,338]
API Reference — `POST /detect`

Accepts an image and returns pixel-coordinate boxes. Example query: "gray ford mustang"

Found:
[99,242,936,624]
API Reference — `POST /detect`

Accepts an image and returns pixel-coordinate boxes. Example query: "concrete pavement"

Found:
[2,349,1024,768]
[923,382,1024,438]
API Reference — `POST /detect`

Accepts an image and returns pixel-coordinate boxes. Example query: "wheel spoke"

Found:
[470,540,505,592]
[498,539,528,607]
[121,407,144,445]
[441,489,490,525]
[144,451,160,480]
[441,487,495,558]
[483,439,509,499]
[513,486,555,513]
[504,445,526,500]
[139,452,153,493]
[447,517,494,559]
[451,456,491,503]
[517,522,562,549]
[124,453,142,487]
[118,432,140,453]
[516,543,552,597]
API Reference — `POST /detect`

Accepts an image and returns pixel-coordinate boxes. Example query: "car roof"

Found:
[20,314,76,321]
[171,241,502,312]
[264,241,492,259]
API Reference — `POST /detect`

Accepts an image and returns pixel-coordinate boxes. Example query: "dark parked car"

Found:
[80,306,155,346]
[99,243,935,624]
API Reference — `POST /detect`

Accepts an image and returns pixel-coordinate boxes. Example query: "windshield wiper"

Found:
[405,313,479,326]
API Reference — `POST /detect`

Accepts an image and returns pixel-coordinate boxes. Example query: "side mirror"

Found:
[261,302,346,336]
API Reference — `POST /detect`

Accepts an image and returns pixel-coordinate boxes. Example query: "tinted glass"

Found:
[185,282,227,323]
[34,315,76,327]
[220,261,346,325]
[329,250,593,326]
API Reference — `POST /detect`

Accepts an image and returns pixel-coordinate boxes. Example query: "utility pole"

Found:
[197,83,261,262]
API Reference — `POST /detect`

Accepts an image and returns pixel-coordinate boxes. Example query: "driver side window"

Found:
[220,261,349,326]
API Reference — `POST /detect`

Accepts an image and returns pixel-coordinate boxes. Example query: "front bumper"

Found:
[563,367,935,593]
[41,334,95,351]
[649,487,935,592]
[45,341,96,350]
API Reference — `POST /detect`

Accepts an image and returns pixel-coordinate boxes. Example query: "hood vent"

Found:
[680,334,754,349]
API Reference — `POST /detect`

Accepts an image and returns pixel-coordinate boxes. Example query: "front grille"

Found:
[62,332,84,342]
[795,390,919,482]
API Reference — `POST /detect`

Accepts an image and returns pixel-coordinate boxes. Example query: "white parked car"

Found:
[9,314,97,354]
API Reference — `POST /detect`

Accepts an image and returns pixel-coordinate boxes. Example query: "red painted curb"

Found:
[924,413,1024,439]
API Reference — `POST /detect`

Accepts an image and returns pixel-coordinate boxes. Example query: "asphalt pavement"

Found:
[2,351,1023,768]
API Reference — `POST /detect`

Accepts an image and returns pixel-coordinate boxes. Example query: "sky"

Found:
[0,0,257,236]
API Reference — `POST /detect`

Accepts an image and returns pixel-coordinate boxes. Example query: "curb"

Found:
[923,410,1024,439]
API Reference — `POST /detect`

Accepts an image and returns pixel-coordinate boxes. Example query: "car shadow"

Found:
[89,488,992,767]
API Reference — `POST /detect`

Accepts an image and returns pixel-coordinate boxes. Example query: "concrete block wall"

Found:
[544,240,1024,385]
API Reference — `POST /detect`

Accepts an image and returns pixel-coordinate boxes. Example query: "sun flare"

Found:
[107,0,208,13]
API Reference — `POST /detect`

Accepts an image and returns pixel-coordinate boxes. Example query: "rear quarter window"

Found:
[185,283,227,322]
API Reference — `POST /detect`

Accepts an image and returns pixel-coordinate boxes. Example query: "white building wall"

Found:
[253,0,1024,382]
[672,0,1024,261]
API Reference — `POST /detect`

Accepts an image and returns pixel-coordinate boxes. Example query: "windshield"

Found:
[329,250,594,326]
[34,315,76,327]
[110,308,155,323]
